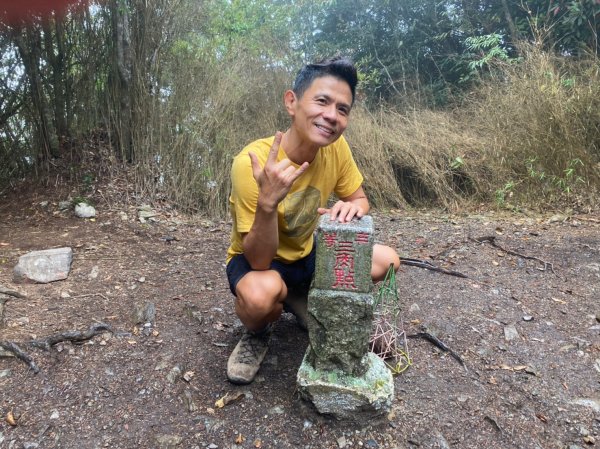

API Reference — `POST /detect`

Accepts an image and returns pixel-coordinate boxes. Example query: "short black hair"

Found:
[292,56,358,105]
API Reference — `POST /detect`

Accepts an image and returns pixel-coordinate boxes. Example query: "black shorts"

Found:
[226,245,316,296]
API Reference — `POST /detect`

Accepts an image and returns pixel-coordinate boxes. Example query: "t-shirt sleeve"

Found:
[333,136,364,199]
[230,152,259,234]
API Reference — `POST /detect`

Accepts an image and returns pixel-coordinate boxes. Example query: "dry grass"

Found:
[466,44,600,209]
[123,43,600,216]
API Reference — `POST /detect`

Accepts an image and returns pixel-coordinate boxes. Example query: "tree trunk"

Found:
[13,26,60,160]
[500,0,519,45]
[42,16,68,139]
[110,0,133,161]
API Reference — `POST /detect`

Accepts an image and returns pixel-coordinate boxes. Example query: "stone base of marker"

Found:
[297,351,394,421]
[306,288,374,376]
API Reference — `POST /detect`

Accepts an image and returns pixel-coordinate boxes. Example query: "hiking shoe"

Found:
[283,293,308,331]
[227,326,272,384]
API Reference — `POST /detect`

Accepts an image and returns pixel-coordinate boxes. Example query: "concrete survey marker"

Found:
[297,215,394,421]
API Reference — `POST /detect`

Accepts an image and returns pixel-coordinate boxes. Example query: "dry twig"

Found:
[400,257,469,278]
[407,328,466,369]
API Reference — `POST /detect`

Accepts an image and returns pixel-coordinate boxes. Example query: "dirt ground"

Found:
[0,181,599,449]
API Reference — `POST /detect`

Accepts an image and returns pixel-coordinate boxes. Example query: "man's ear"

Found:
[284,90,296,116]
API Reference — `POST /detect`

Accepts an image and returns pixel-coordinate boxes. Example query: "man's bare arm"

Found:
[242,132,309,269]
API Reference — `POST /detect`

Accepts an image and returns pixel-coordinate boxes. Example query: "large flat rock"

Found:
[13,247,73,283]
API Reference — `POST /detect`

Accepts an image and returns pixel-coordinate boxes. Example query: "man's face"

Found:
[287,75,353,147]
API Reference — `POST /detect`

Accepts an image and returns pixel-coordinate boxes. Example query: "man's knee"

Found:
[235,270,287,314]
[374,244,399,267]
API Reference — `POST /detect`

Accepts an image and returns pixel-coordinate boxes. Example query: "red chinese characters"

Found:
[322,232,368,291]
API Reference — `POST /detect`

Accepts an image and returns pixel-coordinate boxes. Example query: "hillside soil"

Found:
[0,182,599,449]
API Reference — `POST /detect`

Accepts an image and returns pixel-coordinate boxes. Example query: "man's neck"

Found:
[281,128,320,165]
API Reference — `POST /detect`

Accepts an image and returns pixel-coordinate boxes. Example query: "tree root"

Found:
[0,323,112,373]
[0,286,28,299]
[471,236,555,274]
[0,341,40,373]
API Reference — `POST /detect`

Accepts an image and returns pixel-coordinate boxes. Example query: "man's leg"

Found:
[227,270,287,384]
[372,244,400,282]
[234,270,288,331]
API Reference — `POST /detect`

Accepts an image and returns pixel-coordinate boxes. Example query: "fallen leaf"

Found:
[492,261,499,266]
[488,376,497,385]
[215,391,245,408]
[254,439,262,448]
[410,319,421,325]
[0,242,9,246]
[183,371,195,382]
[535,413,548,423]
[235,434,245,444]
[6,410,17,426]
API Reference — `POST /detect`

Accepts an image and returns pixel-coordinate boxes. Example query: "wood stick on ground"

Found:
[400,257,469,278]
[471,236,555,274]
[407,330,466,369]
[0,341,40,373]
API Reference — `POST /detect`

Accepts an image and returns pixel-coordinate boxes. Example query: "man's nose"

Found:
[322,105,337,122]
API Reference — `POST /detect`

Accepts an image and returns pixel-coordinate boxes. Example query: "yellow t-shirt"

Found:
[227,135,364,264]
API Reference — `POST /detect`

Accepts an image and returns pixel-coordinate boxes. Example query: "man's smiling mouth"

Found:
[315,124,335,135]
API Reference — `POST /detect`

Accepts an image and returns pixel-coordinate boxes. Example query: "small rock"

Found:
[522,315,533,322]
[23,443,39,449]
[74,203,96,218]
[408,303,420,313]
[207,444,218,449]
[571,398,600,413]
[39,201,49,208]
[594,359,600,373]
[268,406,285,415]
[60,291,71,298]
[578,426,590,437]
[337,436,347,448]
[365,440,379,448]
[584,436,595,444]
[503,324,520,342]
[167,365,183,383]
[155,434,182,449]
[181,389,198,412]
[89,265,100,280]
[58,201,71,211]
[0,369,11,378]
[119,211,128,221]
[50,410,59,420]
[133,301,156,325]
[547,214,566,224]
[182,370,194,382]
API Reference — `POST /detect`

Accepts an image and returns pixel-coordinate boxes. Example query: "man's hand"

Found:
[249,131,309,212]
[318,200,366,223]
